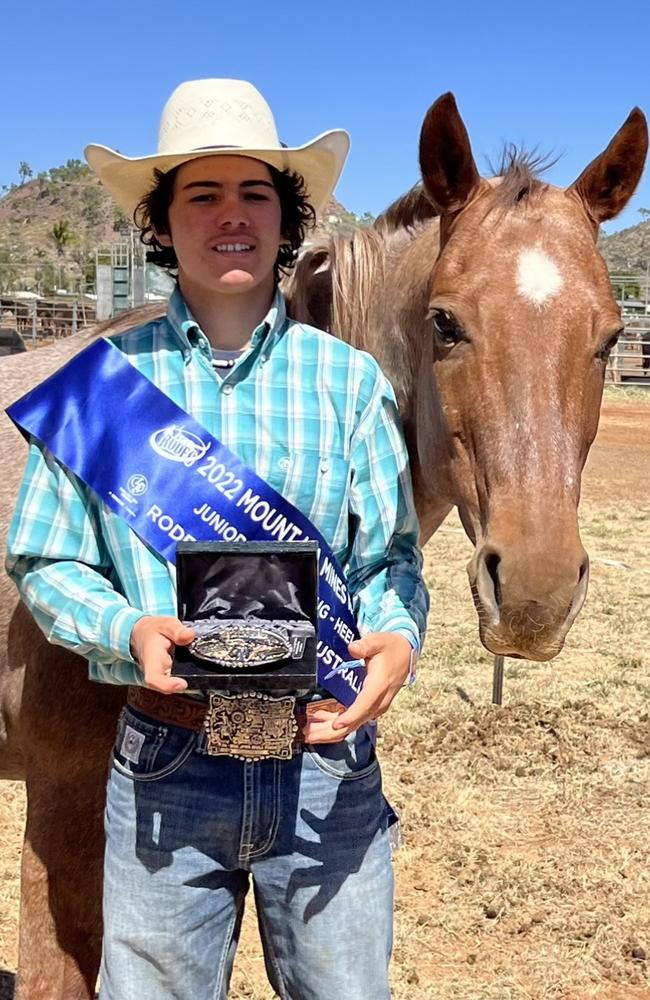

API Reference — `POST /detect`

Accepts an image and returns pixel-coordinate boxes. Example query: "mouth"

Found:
[212,242,256,255]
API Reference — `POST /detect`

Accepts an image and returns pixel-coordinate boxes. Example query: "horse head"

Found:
[285,93,647,662]
[414,93,648,660]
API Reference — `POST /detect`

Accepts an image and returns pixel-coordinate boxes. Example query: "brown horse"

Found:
[0,93,647,998]
[286,94,648,661]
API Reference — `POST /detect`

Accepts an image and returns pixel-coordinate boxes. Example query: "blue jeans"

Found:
[99,705,393,1000]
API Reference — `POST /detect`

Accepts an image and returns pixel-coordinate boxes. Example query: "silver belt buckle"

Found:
[204,691,298,761]
[190,621,292,667]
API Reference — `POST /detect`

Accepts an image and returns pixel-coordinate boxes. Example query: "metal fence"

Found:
[606,314,650,387]
[0,295,96,347]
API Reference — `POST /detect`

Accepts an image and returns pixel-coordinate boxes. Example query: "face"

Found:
[158,155,283,300]
[422,184,623,659]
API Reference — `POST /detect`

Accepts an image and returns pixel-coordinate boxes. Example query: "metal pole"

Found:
[492,655,505,705]
[72,300,78,334]
[31,301,37,348]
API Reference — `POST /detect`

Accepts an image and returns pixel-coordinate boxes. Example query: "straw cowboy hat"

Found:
[85,79,350,221]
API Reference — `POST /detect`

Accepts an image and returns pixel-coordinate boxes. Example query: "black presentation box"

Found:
[172,541,319,695]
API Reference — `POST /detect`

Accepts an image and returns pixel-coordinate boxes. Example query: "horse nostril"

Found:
[578,556,589,585]
[474,547,503,622]
[485,551,502,609]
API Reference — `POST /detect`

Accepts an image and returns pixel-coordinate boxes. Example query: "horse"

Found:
[0,92,647,998]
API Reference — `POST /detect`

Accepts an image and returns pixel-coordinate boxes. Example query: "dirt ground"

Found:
[582,396,650,504]
[0,390,648,999]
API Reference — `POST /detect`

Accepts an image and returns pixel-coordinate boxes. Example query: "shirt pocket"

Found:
[267,450,352,531]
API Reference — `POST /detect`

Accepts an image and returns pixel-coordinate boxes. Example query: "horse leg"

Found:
[16,772,106,1000]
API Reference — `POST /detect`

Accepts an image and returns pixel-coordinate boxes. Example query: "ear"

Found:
[419,92,480,214]
[282,245,332,329]
[155,229,173,248]
[568,108,648,223]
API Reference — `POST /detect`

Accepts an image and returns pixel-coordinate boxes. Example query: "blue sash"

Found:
[6,338,367,707]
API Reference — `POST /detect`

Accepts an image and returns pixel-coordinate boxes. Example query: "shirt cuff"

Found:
[101,605,149,664]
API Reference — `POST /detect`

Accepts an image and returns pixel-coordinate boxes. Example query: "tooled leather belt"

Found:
[127,686,346,760]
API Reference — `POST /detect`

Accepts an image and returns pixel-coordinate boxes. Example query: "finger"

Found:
[304,708,343,725]
[332,678,384,731]
[143,650,187,694]
[158,618,196,644]
[303,720,352,744]
[347,634,385,660]
[146,674,188,694]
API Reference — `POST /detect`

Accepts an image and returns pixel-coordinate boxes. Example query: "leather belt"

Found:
[127,686,345,761]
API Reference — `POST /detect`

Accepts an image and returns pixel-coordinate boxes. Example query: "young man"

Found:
[6,79,428,999]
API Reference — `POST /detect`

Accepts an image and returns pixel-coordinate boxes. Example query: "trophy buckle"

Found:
[203,691,298,761]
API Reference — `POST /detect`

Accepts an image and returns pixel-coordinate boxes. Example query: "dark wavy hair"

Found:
[134,162,316,283]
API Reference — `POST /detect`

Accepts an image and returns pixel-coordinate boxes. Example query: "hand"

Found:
[130,616,195,694]
[302,632,412,744]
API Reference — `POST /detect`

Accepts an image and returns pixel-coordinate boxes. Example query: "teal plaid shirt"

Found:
[6,287,428,686]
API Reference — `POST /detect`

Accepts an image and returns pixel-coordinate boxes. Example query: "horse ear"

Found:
[282,246,332,329]
[568,108,648,224]
[419,92,480,214]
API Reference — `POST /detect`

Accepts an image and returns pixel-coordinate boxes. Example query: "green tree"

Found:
[113,207,131,234]
[358,211,375,228]
[81,185,104,228]
[49,220,76,257]
[18,161,33,185]
[0,245,20,293]
[34,261,59,296]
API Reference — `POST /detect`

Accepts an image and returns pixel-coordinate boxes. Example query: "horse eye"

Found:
[431,309,462,346]
[596,329,622,362]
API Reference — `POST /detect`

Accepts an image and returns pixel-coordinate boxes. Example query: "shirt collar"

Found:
[166,284,287,359]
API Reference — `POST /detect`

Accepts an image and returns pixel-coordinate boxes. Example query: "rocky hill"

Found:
[3,157,647,295]
[0,161,361,295]
[598,218,650,273]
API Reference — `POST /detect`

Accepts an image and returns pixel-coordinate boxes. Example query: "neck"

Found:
[177,274,276,350]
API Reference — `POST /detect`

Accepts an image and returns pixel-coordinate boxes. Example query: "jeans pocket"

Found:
[305,727,380,781]
[111,707,197,783]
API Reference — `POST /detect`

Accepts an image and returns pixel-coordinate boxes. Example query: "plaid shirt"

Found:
[6,287,428,686]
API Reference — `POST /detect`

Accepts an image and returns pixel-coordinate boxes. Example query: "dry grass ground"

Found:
[1,391,648,999]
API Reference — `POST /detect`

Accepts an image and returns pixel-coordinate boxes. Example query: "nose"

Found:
[473,541,590,653]
[217,193,250,229]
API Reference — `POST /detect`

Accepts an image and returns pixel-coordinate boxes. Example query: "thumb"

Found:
[348,634,383,660]
[160,618,195,645]
[173,623,196,646]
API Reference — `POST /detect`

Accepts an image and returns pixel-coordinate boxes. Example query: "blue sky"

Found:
[2,0,649,234]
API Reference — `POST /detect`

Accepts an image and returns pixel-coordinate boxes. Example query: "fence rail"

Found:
[0,295,96,347]
[1,289,649,387]
[607,316,650,387]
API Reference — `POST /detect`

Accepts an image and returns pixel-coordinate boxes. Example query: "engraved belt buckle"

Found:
[191,622,292,667]
[204,691,298,761]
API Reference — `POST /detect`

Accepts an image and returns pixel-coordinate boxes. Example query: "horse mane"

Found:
[92,304,165,337]
[374,184,438,234]
[283,228,388,351]
[329,228,387,347]
[490,145,556,207]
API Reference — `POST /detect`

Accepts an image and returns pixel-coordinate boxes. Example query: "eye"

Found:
[596,329,623,362]
[430,308,463,347]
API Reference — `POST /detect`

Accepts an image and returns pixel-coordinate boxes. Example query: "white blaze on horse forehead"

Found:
[516,248,564,307]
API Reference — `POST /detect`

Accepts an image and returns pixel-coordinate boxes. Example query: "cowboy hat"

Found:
[85,79,350,221]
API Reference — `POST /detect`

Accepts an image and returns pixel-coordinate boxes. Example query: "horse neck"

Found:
[326,220,453,536]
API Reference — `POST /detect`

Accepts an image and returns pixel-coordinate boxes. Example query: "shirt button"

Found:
[222,384,233,395]
[261,355,269,364]
[278,457,290,471]
[320,458,330,473]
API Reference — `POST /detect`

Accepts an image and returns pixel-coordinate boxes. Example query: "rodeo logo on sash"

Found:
[6,338,366,707]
